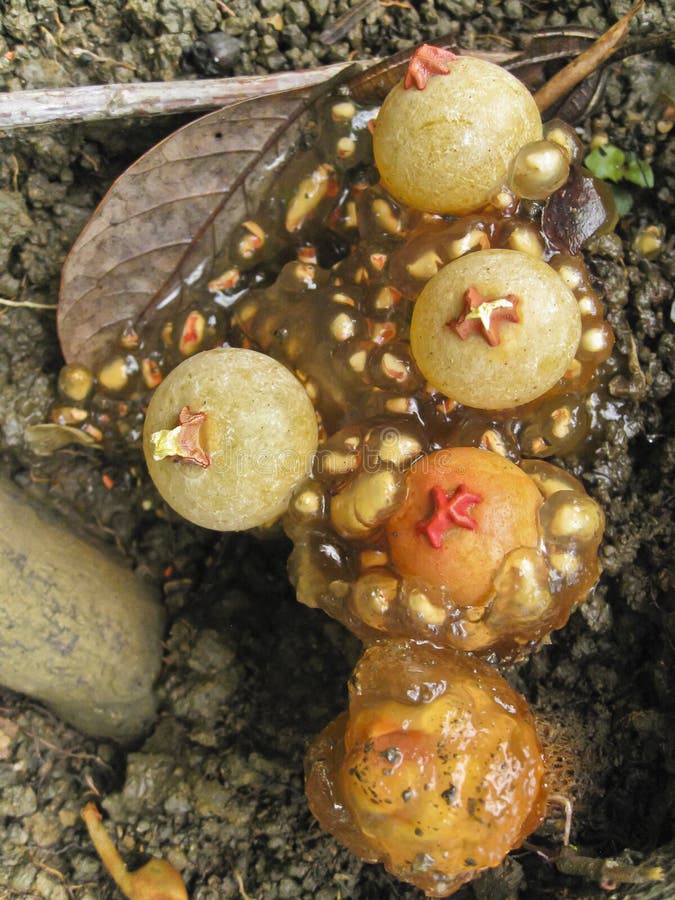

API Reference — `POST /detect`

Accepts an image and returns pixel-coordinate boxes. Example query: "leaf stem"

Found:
[0,297,57,310]
[533,1,645,113]
[555,845,665,887]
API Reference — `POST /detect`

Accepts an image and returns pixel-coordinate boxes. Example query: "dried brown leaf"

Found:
[542,166,617,255]
[58,76,352,370]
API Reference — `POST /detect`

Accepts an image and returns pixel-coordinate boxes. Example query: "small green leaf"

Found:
[622,154,655,189]
[584,145,626,183]
[610,185,634,217]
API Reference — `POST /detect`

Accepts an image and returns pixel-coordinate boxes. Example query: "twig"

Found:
[70,47,137,72]
[533,0,645,113]
[555,845,665,887]
[1,15,668,133]
[28,854,69,888]
[9,154,19,191]
[0,63,363,132]
[234,870,254,900]
[0,297,57,310]
[319,0,412,45]
[547,792,573,846]
[21,727,113,769]
[319,0,380,44]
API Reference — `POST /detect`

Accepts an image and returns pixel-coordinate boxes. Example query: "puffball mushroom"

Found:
[306,640,547,898]
[383,446,603,657]
[288,442,604,660]
[143,348,318,531]
[410,249,582,409]
[386,446,543,607]
[373,49,543,215]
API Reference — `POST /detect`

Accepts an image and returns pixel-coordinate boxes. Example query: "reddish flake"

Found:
[449,286,520,347]
[297,246,318,265]
[183,323,198,344]
[416,484,483,549]
[404,44,457,91]
[370,252,387,272]
[176,406,210,468]
[326,174,340,198]
[213,267,241,290]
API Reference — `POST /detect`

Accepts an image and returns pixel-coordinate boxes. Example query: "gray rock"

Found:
[0,479,164,744]
[204,32,241,71]
[0,785,37,818]
[0,190,32,269]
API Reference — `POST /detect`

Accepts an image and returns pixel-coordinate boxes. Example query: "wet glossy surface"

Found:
[306,641,547,898]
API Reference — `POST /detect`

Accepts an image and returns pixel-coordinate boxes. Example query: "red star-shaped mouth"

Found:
[416,484,483,549]
[174,406,210,468]
[404,44,458,91]
[150,406,211,468]
[448,286,521,347]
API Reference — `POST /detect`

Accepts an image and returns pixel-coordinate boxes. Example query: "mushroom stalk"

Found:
[81,803,189,900]
[81,803,136,898]
[533,1,645,113]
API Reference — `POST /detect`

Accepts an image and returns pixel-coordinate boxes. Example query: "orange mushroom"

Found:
[306,640,548,897]
[81,802,188,900]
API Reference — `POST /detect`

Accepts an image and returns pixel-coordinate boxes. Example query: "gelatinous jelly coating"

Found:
[143,348,318,531]
[373,57,542,216]
[305,640,548,898]
[386,447,542,606]
[410,250,582,410]
[286,432,605,660]
[508,139,571,201]
[61,94,612,460]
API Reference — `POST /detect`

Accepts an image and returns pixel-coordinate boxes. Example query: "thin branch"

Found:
[555,845,665,887]
[611,30,675,61]
[533,0,645,113]
[0,62,363,133]
[0,297,57,310]
[1,15,669,134]
[234,870,254,900]
[319,0,380,44]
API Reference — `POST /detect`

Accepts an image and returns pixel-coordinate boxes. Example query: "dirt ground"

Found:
[0,1,673,898]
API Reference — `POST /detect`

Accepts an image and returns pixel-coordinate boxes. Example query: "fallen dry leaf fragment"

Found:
[58,76,350,371]
[542,166,617,254]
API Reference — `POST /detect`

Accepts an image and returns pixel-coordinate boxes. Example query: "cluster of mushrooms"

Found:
[140,47,614,897]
